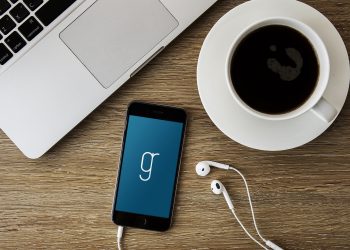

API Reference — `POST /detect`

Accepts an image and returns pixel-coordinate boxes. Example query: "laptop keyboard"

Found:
[0,0,77,65]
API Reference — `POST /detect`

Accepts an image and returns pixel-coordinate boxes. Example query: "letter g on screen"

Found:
[139,152,160,182]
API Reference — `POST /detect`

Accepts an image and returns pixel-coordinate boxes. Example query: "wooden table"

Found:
[1,1,349,249]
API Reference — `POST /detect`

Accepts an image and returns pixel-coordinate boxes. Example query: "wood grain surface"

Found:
[1,1,350,249]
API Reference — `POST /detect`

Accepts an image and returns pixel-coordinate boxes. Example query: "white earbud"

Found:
[211,180,234,210]
[197,161,284,250]
[196,161,230,177]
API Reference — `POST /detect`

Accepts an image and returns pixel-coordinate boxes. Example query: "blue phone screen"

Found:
[115,115,184,218]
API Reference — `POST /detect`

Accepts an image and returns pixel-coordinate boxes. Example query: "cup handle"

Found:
[311,97,338,123]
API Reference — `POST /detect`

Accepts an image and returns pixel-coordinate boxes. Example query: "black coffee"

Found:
[230,25,319,114]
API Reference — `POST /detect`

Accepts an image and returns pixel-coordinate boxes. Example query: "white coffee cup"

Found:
[226,17,337,122]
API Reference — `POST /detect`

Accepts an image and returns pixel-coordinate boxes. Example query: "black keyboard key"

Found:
[23,0,43,11]
[9,0,18,3]
[0,43,12,64]
[18,16,42,41]
[5,31,26,53]
[35,0,76,26]
[0,15,15,35]
[10,3,29,23]
[0,0,10,16]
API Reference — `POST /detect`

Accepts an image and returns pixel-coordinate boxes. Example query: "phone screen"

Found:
[116,115,183,217]
[113,102,186,231]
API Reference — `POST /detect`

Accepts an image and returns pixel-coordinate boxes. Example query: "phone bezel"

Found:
[112,102,187,231]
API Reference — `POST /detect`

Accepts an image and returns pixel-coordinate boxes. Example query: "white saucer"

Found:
[197,0,350,151]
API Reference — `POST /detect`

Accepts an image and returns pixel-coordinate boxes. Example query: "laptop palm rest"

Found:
[60,0,178,88]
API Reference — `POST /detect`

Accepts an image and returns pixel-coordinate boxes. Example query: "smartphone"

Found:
[112,102,187,231]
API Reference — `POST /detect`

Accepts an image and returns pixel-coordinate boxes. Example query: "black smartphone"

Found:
[112,102,187,231]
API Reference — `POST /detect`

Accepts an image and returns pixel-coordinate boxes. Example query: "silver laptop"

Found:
[0,0,217,158]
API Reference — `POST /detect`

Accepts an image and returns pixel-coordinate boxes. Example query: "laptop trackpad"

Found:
[60,0,178,88]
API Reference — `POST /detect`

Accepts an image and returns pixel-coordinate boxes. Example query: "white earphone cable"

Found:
[117,238,121,250]
[228,167,268,243]
[117,226,124,250]
[230,208,268,250]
